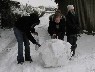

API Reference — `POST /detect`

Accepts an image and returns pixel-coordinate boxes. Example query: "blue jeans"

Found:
[13,27,30,61]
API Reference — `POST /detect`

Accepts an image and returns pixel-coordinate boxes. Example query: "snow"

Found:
[38,39,71,67]
[12,0,57,7]
[0,13,95,72]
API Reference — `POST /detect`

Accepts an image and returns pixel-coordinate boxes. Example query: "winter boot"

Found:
[71,47,76,57]
[25,56,33,63]
[17,56,24,64]
[71,44,77,57]
[71,50,75,57]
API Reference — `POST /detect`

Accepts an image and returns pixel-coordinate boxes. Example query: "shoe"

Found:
[71,51,75,57]
[17,61,24,64]
[71,48,75,57]
[25,56,33,63]
[17,56,24,64]
[71,54,75,57]
[17,59,24,64]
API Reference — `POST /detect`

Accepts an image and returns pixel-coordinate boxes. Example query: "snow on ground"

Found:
[0,13,95,72]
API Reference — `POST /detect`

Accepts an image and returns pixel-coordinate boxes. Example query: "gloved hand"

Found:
[36,42,41,47]
[77,34,81,37]
[51,34,56,39]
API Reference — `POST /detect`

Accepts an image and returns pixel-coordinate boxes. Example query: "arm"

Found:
[25,31,37,44]
[25,31,40,46]
[30,28,35,33]
[30,28,38,36]
[76,15,80,34]
[30,20,40,34]
[48,21,56,36]
[60,18,66,35]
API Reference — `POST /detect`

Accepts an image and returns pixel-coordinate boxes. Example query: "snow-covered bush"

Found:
[11,5,45,17]
[33,7,45,17]
[11,5,33,16]
[38,39,71,67]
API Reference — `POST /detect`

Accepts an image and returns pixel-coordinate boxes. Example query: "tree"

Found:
[1,0,20,28]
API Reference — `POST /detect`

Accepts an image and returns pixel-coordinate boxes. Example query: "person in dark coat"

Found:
[66,5,80,57]
[48,12,65,40]
[14,13,41,64]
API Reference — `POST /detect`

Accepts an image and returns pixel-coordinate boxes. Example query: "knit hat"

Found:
[67,5,74,11]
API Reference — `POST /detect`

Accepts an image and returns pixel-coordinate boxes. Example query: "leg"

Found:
[71,36,77,56]
[67,35,76,56]
[13,27,24,63]
[67,35,73,45]
[23,34,33,62]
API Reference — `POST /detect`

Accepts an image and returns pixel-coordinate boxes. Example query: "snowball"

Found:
[38,39,71,67]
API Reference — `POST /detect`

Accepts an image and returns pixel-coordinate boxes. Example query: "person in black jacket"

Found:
[48,12,65,40]
[66,5,80,57]
[14,13,41,64]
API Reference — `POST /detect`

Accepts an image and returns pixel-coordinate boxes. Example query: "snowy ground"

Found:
[0,13,95,72]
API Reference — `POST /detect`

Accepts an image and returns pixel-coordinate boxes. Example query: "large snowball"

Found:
[38,39,71,67]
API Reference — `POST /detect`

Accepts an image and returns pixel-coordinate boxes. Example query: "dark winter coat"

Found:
[66,11,80,36]
[49,14,55,22]
[14,13,40,44]
[48,18,65,36]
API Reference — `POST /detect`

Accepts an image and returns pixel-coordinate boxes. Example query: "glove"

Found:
[77,34,81,37]
[36,42,41,47]
[51,34,56,39]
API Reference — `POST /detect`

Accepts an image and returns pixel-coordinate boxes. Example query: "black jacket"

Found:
[14,13,40,44]
[48,18,65,36]
[66,11,80,36]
